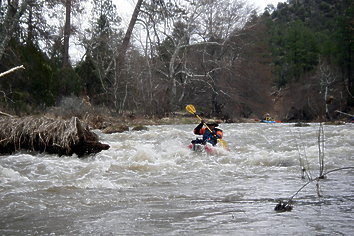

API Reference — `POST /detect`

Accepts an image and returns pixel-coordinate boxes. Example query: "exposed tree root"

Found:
[0,116,109,157]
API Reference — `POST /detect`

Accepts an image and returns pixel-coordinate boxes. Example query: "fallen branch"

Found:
[0,116,109,157]
[0,65,25,78]
[0,111,13,117]
[335,110,354,117]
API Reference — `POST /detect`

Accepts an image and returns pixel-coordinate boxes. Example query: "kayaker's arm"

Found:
[194,121,204,135]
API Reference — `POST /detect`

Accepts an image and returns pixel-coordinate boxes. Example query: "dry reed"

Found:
[0,116,109,156]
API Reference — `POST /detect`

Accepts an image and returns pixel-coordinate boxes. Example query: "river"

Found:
[1,122,353,235]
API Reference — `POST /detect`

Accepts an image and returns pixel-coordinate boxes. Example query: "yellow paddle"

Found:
[185,104,228,148]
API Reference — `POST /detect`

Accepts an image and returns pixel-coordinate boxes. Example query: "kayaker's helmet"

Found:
[206,119,220,127]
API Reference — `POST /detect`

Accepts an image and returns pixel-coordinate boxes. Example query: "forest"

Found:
[0,0,353,122]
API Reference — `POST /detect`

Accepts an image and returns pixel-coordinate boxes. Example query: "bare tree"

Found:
[80,0,254,115]
[117,0,254,115]
[151,0,252,112]
[318,59,336,120]
[0,0,28,60]
[81,0,143,112]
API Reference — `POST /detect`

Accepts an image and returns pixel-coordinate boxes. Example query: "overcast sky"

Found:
[114,0,287,26]
[252,0,286,11]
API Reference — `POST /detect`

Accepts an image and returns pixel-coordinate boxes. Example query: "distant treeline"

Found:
[0,0,352,120]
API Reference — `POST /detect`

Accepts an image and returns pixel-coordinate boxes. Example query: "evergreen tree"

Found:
[266,0,350,88]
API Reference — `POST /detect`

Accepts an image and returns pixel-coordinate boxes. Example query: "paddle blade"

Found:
[218,138,228,149]
[185,104,196,114]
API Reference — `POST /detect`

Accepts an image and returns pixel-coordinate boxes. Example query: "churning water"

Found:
[1,123,353,235]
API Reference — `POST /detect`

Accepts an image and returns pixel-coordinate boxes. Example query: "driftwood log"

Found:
[0,116,110,157]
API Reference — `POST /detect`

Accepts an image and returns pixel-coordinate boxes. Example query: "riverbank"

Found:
[82,111,352,127]
[1,109,352,133]
[81,112,264,131]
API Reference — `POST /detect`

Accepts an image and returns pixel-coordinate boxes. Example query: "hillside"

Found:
[259,0,353,121]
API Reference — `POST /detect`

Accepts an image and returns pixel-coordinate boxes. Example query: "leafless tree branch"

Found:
[0,65,25,78]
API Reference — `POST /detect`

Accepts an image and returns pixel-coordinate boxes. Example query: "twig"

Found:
[288,167,354,202]
[291,128,312,180]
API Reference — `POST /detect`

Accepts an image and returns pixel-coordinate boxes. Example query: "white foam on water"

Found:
[0,123,353,235]
[0,165,30,183]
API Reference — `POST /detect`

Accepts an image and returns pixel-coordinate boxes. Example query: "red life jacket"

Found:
[194,127,223,146]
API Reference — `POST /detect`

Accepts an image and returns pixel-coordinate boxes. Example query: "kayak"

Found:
[187,143,215,153]
[260,120,281,123]
[261,120,276,123]
[188,142,229,154]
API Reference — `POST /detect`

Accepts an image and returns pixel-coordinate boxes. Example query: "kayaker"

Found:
[263,113,274,121]
[193,120,223,146]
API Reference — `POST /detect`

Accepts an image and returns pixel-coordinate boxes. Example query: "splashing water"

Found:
[0,123,353,235]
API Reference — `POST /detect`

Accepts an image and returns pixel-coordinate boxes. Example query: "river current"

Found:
[1,122,353,235]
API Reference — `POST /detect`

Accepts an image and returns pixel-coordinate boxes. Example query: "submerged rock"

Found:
[132,125,149,131]
[102,125,129,134]
[324,121,345,125]
[294,122,310,127]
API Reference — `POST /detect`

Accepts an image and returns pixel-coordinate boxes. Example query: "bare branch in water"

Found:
[275,167,354,212]
[276,123,353,212]
[318,123,325,177]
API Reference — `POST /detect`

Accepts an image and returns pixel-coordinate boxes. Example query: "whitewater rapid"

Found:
[1,123,353,235]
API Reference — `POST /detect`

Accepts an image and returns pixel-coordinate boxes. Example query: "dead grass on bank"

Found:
[0,116,109,156]
[81,113,199,130]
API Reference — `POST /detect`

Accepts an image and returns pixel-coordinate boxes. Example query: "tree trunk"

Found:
[117,0,143,74]
[27,1,34,44]
[120,0,143,61]
[63,0,72,67]
[0,0,27,61]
